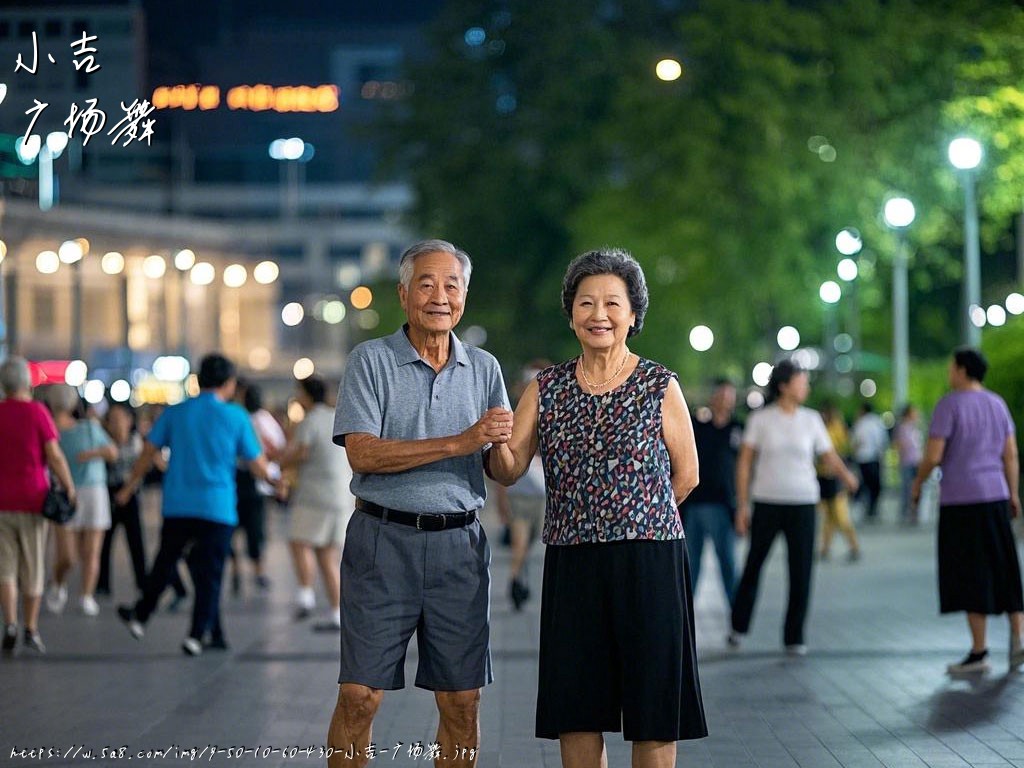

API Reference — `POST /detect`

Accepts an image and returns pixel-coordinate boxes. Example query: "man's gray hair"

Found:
[398,239,473,290]
[0,356,31,396]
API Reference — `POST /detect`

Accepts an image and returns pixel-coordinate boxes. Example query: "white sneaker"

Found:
[947,650,989,674]
[181,637,203,657]
[45,584,68,614]
[80,595,100,616]
[785,644,809,657]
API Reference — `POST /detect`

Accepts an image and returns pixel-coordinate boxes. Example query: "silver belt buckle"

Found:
[416,514,424,530]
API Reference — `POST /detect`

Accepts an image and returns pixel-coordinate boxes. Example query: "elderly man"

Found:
[328,239,512,767]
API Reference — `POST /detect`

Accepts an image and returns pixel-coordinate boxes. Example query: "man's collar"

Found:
[387,325,469,367]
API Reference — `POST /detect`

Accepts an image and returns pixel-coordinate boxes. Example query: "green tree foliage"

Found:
[380,0,1014,396]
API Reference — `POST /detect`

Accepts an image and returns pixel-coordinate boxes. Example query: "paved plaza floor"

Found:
[4,492,1024,767]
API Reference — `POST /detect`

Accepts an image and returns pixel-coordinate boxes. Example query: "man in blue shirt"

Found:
[116,353,270,656]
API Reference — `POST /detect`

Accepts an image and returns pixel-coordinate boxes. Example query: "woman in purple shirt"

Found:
[912,348,1024,674]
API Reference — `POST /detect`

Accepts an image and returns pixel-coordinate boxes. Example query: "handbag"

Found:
[41,481,76,524]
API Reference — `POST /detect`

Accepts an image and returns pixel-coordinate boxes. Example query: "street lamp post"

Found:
[883,197,916,410]
[269,138,314,218]
[948,137,983,347]
[16,132,70,211]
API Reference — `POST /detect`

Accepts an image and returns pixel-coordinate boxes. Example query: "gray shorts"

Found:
[338,509,492,691]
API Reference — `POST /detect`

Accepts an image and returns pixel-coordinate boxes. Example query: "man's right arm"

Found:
[345,407,512,475]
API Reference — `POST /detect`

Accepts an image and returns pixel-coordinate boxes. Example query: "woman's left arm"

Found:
[1002,434,1020,517]
[662,378,699,504]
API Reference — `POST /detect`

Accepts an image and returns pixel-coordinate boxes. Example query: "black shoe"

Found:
[23,629,46,654]
[509,579,530,611]
[117,605,145,639]
[947,649,989,674]
[204,635,230,651]
[2,623,17,653]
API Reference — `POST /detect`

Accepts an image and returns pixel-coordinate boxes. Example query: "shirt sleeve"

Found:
[333,347,382,445]
[811,411,833,456]
[147,409,170,449]
[35,402,58,444]
[1000,396,1016,437]
[489,358,511,410]
[236,410,262,462]
[928,397,954,440]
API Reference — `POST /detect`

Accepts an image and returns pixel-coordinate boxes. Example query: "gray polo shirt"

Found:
[333,325,509,513]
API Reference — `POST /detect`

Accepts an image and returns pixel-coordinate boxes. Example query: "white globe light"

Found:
[64,360,88,387]
[109,380,131,402]
[948,137,982,171]
[293,357,315,380]
[746,390,766,410]
[860,378,878,398]
[987,304,1007,327]
[752,362,774,387]
[253,260,279,284]
[189,262,215,286]
[16,134,41,163]
[83,379,105,405]
[58,240,84,264]
[143,254,167,279]
[835,228,862,256]
[837,258,859,282]
[777,326,800,351]
[268,139,285,160]
[281,302,304,327]
[174,249,196,271]
[282,137,305,161]
[819,280,841,304]
[46,131,69,155]
[322,300,346,324]
[970,304,987,328]
[655,58,683,82]
[223,263,247,288]
[101,252,125,275]
[36,250,59,274]
[1006,292,1024,316]
[688,325,714,352]
[883,197,916,228]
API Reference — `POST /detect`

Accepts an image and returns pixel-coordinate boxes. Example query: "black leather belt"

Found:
[355,499,477,531]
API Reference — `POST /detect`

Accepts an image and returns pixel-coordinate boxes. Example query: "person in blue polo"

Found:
[115,353,271,656]
[328,239,512,767]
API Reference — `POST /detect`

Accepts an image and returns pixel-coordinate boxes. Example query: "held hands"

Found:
[462,407,514,453]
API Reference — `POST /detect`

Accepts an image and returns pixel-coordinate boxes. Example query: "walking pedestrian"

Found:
[0,356,76,654]
[910,348,1024,674]
[730,360,858,655]
[817,403,860,561]
[490,248,707,768]
[327,239,511,767]
[851,402,888,522]
[116,353,272,656]
[893,404,923,524]
[682,378,742,606]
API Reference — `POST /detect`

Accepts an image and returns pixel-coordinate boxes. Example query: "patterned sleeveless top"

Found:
[537,357,684,545]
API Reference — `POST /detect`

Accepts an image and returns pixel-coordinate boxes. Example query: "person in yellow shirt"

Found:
[817,403,861,561]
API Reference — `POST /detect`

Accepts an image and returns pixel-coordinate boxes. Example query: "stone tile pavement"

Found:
[3,492,1024,767]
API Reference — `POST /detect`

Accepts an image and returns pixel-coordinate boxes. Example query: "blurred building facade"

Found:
[0,1,426,398]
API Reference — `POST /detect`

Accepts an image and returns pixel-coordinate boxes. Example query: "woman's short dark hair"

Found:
[766,359,804,404]
[243,384,263,413]
[298,375,327,404]
[953,346,988,382]
[197,353,236,389]
[561,248,649,337]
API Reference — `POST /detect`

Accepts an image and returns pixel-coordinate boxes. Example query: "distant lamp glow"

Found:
[282,138,304,161]
[64,360,88,387]
[752,362,773,387]
[110,380,131,402]
[322,300,346,324]
[688,325,714,352]
[174,249,196,271]
[860,379,878,398]
[287,400,306,424]
[464,27,486,46]
[655,58,683,82]
[189,262,215,286]
[36,250,59,274]
[153,356,190,381]
[777,326,800,351]
[0,240,6,264]
[58,240,84,264]
[253,260,279,284]
[46,132,69,155]
[883,197,916,229]
[835,228,862,256]
[837,258,859,282]
[223,264,247,288]
[948,137,983,171]
[83,379,105,405]
[248,347,272,371]
[281,302,304,327]
[819,280,841,304]
[834,333,854,353]
[746,390,766,410]
[101,252,125,275]
[293,357,315,380]
[15,134,41,163]
[1006,292,1024,316]
[357,309,380,330]
[969,304,987,328]
[350,286,373,310]
[987,304,1007,327]
[143,254,167,279]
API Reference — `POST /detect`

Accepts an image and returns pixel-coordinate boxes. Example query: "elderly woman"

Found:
[911,348,1024,674]
[490,248,707,768]
[730,360,858,655]
[0,357,76,654]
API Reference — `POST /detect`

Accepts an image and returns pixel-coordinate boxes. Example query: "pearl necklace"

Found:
[578,350,630,393]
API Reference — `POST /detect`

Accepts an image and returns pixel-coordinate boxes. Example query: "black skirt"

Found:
[536,538,708,742]
[938,500,1024,615]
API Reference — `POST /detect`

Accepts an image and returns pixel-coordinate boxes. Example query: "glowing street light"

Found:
[777,326,800,351]
[819,280,841,304]
[688,325,714,352]
[835,228,862,256]
[655,58,683,82]
[883,195,915,409]
[948,136,983,347]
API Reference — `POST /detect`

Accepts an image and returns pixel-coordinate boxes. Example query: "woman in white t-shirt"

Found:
[729,360,858,655]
